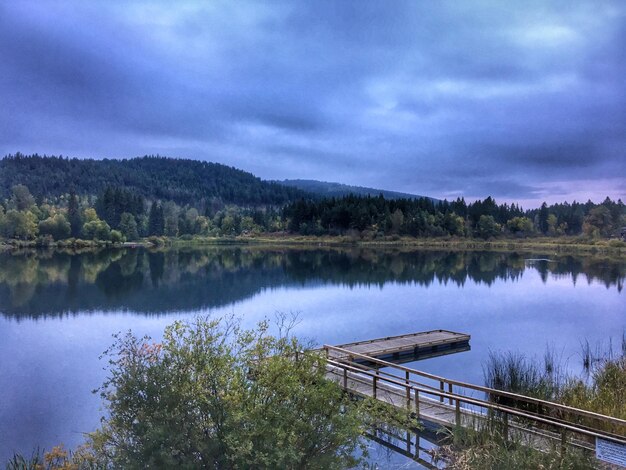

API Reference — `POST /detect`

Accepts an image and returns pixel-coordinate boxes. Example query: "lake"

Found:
[0,246,624,466]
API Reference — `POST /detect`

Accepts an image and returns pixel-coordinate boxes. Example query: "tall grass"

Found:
[561,356,626,421]
[434,339,626,468]
[6,442,108,469]
[581,332,626,371]
[431,423,593,470]
[5,449,44,470]
[483,347,566,402]
[484,336,626,428]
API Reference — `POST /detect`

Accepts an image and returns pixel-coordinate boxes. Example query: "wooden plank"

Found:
[331,329,470,361]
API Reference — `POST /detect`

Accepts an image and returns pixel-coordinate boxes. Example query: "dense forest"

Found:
[0,154,624,243]
[0,153,305,205]
[283,194,625,239]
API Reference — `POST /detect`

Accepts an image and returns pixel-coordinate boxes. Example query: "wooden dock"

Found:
[322,342,626,462]
[329,329,470,363]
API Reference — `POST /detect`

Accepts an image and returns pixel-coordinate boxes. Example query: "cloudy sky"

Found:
[0,1,624,207]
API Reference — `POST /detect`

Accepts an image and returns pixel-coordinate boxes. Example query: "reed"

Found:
[5,449,43,470]
[483,349,563,401]
[436,342,625,469]
[432,421,593,470]
[484,337,626,428]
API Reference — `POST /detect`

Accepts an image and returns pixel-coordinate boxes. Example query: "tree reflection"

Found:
[0,247,623,319]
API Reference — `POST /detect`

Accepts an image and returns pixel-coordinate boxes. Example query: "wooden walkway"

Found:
[322,342,626,462]
[330,329,470,362]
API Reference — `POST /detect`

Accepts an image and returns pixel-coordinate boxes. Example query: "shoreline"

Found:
[1,235,624,257]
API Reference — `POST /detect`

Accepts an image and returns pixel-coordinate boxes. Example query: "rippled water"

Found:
[0,246,623,465]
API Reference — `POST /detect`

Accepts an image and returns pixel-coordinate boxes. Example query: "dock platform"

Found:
[330,329,470,363]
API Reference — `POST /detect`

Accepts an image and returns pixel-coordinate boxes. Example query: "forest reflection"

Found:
[0,247,623,319]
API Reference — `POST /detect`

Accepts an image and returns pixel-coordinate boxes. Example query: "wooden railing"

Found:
[322,344,626,451]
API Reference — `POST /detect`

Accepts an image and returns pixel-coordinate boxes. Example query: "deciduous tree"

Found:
[92,317,368,469]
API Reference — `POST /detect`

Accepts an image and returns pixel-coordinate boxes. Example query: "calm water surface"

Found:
[0,246,624,466]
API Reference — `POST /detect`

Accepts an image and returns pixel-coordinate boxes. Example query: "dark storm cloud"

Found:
[0,0,624,206]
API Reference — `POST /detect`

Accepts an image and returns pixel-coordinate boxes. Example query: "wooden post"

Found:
[415,389,420,417]
[560,429,567,464]
[448,383,453,405]
[406,371,411,409]
[440,381,444,403]
[406,430,411,453]
[503,413,509,441]
[455,399,461,426]
[373,375,378,399]
[343,366,347,390]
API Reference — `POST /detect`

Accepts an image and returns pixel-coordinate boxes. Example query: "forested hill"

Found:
[0,154,307,205]
[280,179,435,201]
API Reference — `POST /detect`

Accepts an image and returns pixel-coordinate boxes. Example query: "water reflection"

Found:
[0,247,623,319]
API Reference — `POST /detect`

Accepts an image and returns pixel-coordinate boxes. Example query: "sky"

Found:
[0,1,624,207]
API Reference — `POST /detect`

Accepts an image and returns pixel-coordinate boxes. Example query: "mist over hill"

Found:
[280,179,436,201]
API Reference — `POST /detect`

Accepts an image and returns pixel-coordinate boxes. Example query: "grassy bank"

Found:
[234,234,626,256]
[433,342,626,469]
[2,234,625,257]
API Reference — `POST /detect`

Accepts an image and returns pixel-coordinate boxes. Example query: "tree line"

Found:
[0,151,624,243]
[1,182,623,243]
[0,183,286,242]
[283,194,625,239]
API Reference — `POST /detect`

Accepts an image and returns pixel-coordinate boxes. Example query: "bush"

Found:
[90,317,368,469]
[110,230,125,244]
[82,219,111,241]
[38,213,71,240]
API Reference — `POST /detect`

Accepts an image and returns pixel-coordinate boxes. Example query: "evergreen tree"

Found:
[68,189,82,237]
[538,202,549,234]
[119,212,139,241]
[148,202,165,236]
[10,184,35,211]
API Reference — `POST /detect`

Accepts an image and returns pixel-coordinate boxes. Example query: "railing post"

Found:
[373,375,378,399]
[455,399,461,426]
[415,388,420,417]
[343,366,347,390]
[560,429,567,464]
[503,413,509,441]
[406,430,411,453]
[440,381,444,403]
[448,383,453,405]
[406,371,411,410]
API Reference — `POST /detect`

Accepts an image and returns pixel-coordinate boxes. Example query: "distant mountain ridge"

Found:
[280,179,436,201]
[0,154,436,208]
[0,154,307,206]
